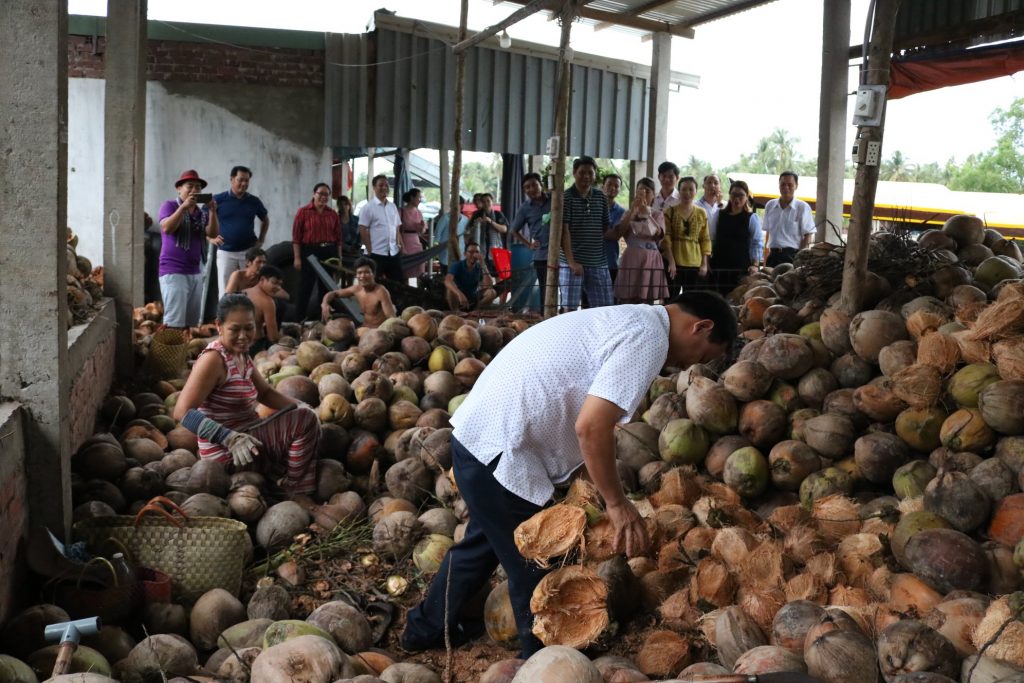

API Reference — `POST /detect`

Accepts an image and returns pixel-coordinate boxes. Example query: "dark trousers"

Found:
[533,261,548,312]
[295,244,338,321]
[403,437,547,657]
[670,266,709,298]
[371,253,404,283]
[767,247,798,267]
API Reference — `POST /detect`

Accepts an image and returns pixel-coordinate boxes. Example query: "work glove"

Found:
[225,432,262,468]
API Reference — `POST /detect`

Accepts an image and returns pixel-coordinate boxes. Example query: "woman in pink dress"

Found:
[399,188,427,278]
[607,177,671,304]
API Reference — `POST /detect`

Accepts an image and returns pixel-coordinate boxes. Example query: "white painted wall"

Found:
[68,78,331,265]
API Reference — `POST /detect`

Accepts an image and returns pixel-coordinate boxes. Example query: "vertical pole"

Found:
[543,0,577,318]
[0,0,72,538]
[438,149,451,272]
[815,0,850,245]
[839,0,901,315]
[367,150,375,203]
[449,0,469,268]
[645,31,671,177]
[104,0,149,378]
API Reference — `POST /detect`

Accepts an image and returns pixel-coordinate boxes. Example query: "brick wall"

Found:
[68,35,324,87]
[0,404,27,626]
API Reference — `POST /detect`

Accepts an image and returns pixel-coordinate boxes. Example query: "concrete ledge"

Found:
[68,298,116,452]
[0,402,27,626]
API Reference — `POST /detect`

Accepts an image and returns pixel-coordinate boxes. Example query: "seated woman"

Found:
[172,294,320,496]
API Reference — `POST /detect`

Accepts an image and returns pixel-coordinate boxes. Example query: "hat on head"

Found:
[174,169,208,189]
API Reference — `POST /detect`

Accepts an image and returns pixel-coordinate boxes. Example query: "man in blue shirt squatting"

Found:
[401,290,737,659]
[213,165,270,298]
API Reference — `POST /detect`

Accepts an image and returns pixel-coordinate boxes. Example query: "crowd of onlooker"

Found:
[155,159,815,349]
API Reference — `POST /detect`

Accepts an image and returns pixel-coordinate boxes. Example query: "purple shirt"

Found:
[158,199,209,276]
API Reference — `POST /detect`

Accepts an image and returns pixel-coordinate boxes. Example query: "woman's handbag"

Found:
[74,496,249,603]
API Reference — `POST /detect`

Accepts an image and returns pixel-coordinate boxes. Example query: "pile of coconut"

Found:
[1,307,536,683]
[66,228,104,328]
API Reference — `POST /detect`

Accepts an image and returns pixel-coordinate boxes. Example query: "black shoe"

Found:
[400,623,474,652]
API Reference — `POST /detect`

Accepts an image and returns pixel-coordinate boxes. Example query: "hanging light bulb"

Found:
[499,30,512,49]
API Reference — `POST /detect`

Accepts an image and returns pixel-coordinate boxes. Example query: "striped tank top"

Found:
[197,340,259,459]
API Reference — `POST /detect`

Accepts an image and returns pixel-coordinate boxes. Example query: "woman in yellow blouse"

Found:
[663,176,712,296]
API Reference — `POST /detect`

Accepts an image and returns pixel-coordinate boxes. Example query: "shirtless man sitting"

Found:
[245,265,287,353]
[320,256,396,329]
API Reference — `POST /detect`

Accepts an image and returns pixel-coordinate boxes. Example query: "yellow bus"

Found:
[728,173,1024,240]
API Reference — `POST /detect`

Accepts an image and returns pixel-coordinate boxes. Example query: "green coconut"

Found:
[0,655,37,683]
[940,408,996,452]
[892,460,938,500]
[413,534,454,573]
[978,380,1024,435]
[948,363,1002,408]
[262,620,335,649]
[895,406,948,452]
[770,380,805,413]
[723,447,769,498]
[658,418,710,466]
[27,645,111,678]
[428,346,457,372]
[799,467,853,508]
[448,393,468,414]
[974,255,1023,289]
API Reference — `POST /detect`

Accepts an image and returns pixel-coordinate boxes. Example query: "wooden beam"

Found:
[544,0,577,318]
[452,0,558,54]
[503,0,695,38]
[449,0,469,267]
[839,0,901,315]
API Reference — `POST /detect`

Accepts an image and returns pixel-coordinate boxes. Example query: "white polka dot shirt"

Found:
[451,304,670,506]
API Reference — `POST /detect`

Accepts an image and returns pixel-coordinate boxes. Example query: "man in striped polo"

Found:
[558,155,613,311]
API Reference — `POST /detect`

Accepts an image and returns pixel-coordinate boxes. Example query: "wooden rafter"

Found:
[503,0,695,38]
[592,0,678,31]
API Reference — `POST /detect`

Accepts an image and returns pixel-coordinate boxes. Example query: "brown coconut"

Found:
[769,441,822,492]
[772,600,826,655]
[854,376,908,423]
[923,469,990,533]
[850,310,909,363]
[756,334,817,380]
[738,400,789,448]
[803,413,856,460]
[877,619,959,683]
[530,565,608,648]
[820,307,854,355]
[903,528,988,593]
[879,340,920,377]
[799,368,841,410]
[685,375,738,434]
[805,628,879,683]
[636,630,692,678]
[855,432,910,485]
[715,605,767,669]
[723,360,774,401]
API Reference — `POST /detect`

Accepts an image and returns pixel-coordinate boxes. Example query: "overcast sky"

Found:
[70,0,1024,170]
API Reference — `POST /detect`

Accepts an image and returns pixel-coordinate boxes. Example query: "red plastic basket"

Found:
[490,248,512,281]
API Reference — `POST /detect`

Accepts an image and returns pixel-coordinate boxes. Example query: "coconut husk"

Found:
[891,363,944,407]
[530,565,609,648]
[699,608,724,647]
[835,533,885,589]
[728,503,771,535]
[812,495,861,545]
[906,310,948,340]
[768,504,812,535]
[659,589,702,631]
[784,524,828,565]
[681,526,719,562]
[897,496,925,515]
[785,573,828,603]
[650,466,702,508]
[738,586,786,634]
[514,503,586,567]
[952,329,993,364]
[997,281,1024,301]
[710,527,757,567]
[738,541,787,590]
[657,540,688,572]
[955,301,987,324]
[651,504,698,546]
[582,517,618,564]
[805,552,837,586]
[859,516,895,537]
[966,296,1024,341]
[689,557,737,610]
[917,332,962,375]
[992,337,1024,380]
[867,565,892,602]
[828,584,872,608]
[972,596,1024,668]
[704,481,742,506]
[636,630,693,678]
[563,477,602,510]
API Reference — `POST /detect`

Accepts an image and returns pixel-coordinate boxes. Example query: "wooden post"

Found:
[448,0,469,267]
[543,0,577,318]
[839,0,901,315]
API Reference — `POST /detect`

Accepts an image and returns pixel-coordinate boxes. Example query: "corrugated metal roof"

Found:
[894,0,1024,52]
[326,12,655,158]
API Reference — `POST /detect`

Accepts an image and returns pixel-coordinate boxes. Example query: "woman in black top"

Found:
[710,180,764,297]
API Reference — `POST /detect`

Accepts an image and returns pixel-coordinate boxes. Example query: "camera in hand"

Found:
[193,193,213,204]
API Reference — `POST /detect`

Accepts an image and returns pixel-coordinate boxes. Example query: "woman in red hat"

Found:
[158,170,220,329]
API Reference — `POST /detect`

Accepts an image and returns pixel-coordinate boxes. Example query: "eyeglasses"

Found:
[314,191,330,197]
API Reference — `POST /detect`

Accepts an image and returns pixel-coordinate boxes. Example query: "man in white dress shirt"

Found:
[359,174,404,281]
[653,160,680,211]
[762,171,816,267]
[401,291,736,658]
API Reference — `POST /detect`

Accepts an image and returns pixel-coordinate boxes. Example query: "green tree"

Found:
[881,150,916,182]
[733,128,802,174]
[949,98,1024,193]
[680,155,715,182]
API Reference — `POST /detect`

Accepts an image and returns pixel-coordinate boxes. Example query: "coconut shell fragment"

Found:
[530,565,608,649]
[514,504,586,567]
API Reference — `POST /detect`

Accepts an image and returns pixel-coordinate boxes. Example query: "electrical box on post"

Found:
[865,140,882,166]
[852,85,886,126]
[545,136,560,157]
